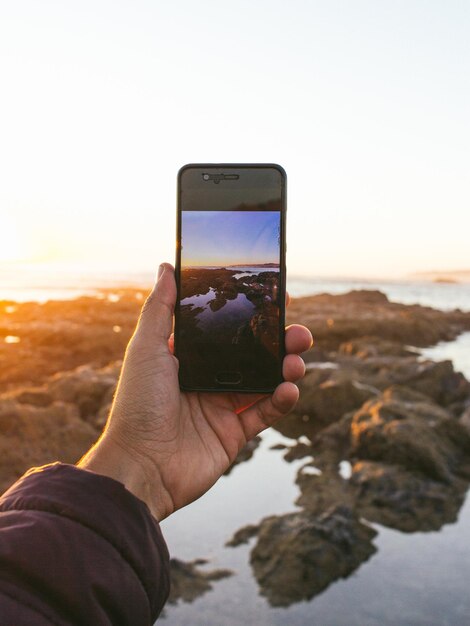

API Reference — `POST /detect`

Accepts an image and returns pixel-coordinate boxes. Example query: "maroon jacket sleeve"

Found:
[0,463,170,625]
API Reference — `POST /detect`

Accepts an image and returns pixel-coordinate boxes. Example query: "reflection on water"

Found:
[420,331,470,379]
[181,288,257,333]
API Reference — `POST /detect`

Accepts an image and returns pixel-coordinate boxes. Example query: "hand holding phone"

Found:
[80,262,311,521]
[175,164,287,392]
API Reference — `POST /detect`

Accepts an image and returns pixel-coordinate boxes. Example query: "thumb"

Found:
[134,263,176,348]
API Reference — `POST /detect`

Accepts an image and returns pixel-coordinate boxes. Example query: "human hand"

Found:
[79,263,312,520]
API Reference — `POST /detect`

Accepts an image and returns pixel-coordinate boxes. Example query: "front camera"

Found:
[202,174,210,181]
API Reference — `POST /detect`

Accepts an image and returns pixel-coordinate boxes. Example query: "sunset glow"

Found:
[0,217,27,262]
[0,2,468,279]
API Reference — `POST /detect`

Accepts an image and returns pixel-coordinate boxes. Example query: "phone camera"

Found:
[202,174,210,181]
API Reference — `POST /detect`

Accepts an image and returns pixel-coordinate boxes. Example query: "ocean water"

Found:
[1,264,469,313]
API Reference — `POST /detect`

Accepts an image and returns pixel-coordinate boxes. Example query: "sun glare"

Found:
[0,217,27,262]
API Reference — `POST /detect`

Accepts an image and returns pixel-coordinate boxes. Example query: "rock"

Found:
[168,558,233,605]
[296,468,354,514]
[48,365,117,421]
[226,524,260,547]
[0,293,138,393]
[400,360,470,406]
[338,355,470,407]
[284,441,313,462]
[460,406,470,432]
[224,436,261,475]
[274,370,373,441]
[350,386,458,482]
[339,336,419,358]
[13,388,53,407]
[0,397,97,491]
[269,442,288,450]
[351,460,466,532]
[246,505,377,607]
[286,290,470,351]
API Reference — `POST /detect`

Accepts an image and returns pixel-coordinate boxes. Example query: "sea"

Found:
[2,265,470,625]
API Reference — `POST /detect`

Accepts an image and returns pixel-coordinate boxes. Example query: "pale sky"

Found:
[1,0,469,278]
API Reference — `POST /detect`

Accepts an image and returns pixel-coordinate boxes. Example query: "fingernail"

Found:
[157,264,165,281]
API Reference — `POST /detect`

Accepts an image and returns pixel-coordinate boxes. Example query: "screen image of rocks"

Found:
[179,210,281,356]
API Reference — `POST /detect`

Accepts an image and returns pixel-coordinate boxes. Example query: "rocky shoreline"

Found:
[1,288,470,606]
[225,291,470,607]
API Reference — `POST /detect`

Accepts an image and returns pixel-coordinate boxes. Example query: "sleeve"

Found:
[0,462,170,625]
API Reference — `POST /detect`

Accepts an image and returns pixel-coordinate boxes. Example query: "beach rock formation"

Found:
[0,396,97,492]
[0,362,122,490]
[296,383,470,534]
[228,505,377,607]
[350,460,466,532]
[0,291,141,393]
[287,290,470,351]
[168,558,233,605]
[223,436,261,475]
[275,368,373,441]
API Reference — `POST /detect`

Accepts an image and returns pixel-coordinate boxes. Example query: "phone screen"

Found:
[175,165,286,392]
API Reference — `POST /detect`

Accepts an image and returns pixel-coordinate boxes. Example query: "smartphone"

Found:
[174,164,286,393]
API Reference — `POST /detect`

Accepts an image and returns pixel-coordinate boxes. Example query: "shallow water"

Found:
[160,335,470,626]
[187,292,256,333]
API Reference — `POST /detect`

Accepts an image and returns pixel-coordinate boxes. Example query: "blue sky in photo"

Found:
[182,211,280,266]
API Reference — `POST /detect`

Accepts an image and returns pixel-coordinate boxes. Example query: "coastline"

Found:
[1,287,470,622]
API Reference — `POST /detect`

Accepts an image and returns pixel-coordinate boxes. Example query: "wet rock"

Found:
[224,436,261,475]
[351,460,466,532]
[396,359,470,406]
[296,468,354,515]
[350,386,459,482]
[275,369,373,441]
[246,505,377,607]
[310,414,354,467]
[168,558,233,605]
[283,441,313,462]
[269,442,288,450]
[226,524,260,547]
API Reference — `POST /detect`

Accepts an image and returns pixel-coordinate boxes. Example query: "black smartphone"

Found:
[174,164,286,393]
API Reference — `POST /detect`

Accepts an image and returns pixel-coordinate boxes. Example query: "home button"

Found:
[215,371,242,386]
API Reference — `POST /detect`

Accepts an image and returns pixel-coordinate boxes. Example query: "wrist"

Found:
[78,433,174,521]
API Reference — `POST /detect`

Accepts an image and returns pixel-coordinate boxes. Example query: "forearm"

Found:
[78,431,174,521]
[0,463,170,625]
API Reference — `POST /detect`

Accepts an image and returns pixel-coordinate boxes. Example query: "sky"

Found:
[182,211,280,266]
[0,0,469,278]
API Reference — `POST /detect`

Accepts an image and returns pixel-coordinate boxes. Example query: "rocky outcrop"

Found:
[349,386,467,482]
[0,291,141,393]
[0,362,121,490]
[223,436,261,475]
[168,558,233,605]
[296,384,470,534]
[287,290,470,351]
[0,396,97,492]
[275,368,373,441]
[231,346,470,605]
[350,460,466,532]
[228,505,376,607]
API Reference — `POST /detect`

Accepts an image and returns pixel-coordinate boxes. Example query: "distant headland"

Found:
[409,270,470,284]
